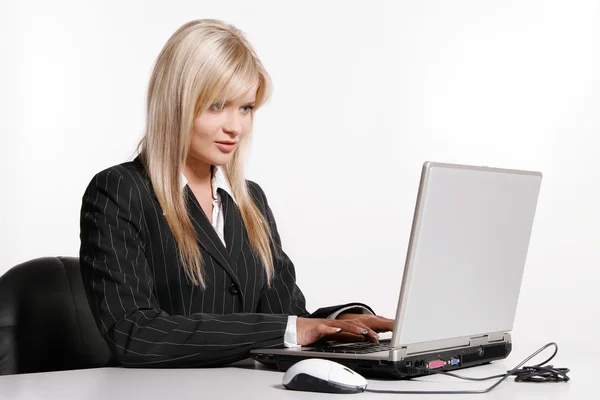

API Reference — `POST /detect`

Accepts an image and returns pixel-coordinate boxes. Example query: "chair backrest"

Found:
[0,257,114,374]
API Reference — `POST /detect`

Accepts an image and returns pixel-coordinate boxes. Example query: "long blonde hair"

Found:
[138,19,274,288]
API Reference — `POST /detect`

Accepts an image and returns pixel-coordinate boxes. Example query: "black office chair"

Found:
[0,257,114,375]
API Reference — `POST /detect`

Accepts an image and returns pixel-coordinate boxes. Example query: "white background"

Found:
[1,0,598,363]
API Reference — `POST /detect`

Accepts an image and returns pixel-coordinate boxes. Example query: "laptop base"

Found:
[252,341,511,379]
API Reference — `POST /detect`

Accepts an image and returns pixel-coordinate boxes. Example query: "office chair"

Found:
[0,257,114,375]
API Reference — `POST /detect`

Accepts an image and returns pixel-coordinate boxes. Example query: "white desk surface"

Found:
[0,345,592,400]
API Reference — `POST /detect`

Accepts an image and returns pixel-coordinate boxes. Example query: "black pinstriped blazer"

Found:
[79,157,372,368]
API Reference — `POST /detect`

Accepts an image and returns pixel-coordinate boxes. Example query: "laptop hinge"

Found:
[469,331,506,346]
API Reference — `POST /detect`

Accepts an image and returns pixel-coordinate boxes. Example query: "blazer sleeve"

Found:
[80,167,290,368]
[248,182,375,318]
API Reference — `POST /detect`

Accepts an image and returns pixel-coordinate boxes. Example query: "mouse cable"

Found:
[364,342,570,395]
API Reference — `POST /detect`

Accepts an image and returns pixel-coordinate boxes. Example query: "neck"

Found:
[183,158,214,187]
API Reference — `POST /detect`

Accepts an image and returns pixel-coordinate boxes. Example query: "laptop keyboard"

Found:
[303,341,392,354]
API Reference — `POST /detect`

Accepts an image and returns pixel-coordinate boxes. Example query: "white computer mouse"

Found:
[282,358,368,394]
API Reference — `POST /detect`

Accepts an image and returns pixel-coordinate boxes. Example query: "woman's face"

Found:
[187,84,257,168]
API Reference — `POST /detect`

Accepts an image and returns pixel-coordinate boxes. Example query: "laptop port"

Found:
[428,360,445,369]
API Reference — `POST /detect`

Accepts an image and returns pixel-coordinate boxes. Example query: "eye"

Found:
[241,104,255,114]
[210,102,225,111]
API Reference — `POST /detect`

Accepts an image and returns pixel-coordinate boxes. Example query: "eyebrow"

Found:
[217,99,255,105]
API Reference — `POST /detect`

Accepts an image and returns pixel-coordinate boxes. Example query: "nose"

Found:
[223,109,243,136]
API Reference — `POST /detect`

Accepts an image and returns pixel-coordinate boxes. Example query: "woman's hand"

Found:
[336,313,394,327]
[336,313,394,329]
[296,315,394,346]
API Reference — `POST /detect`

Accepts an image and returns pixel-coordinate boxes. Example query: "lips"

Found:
[215,141,238,153]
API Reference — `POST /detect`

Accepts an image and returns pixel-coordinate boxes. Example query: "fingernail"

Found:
[360,329,368,335]
[335,328,342,333]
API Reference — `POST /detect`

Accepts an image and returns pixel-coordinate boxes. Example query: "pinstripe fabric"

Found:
[80,157,373,367]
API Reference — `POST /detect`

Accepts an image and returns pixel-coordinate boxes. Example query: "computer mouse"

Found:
[282,358,368,394]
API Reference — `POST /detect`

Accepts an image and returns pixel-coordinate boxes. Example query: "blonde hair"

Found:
[138,19,274,288]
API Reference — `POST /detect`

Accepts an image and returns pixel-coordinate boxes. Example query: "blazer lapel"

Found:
[219,188,244,265]
[184,186,242,294]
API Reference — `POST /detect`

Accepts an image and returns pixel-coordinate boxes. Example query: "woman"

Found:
[80,18,393,368]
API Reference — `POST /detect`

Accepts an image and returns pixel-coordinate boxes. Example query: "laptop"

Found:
[251,161,543,379]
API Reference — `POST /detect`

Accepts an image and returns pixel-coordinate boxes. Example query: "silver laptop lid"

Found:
[391,162,542,349]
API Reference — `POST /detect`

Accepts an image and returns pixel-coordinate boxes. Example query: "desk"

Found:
[0,346,592,399]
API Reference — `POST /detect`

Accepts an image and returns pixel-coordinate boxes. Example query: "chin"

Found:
[210,154,234,167]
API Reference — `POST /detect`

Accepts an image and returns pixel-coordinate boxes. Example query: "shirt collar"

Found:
[181,166,237,204]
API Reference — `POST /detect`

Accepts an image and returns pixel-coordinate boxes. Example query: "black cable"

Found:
[364,342,569,395]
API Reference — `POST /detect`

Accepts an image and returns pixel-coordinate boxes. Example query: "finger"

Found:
[360,316,395,332]
[315,324,343,337]
[327,320,372,337]
[376,316,396,325]
[330,320,379,342]
[357,323,379,341]
[332,317,393,338]
[356,323,379,340]
[344,320,379,340]
[374,316,395,325]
